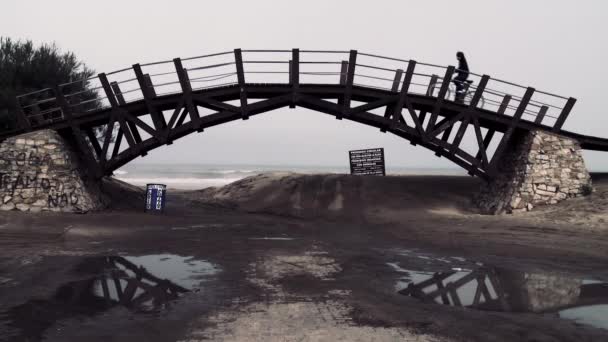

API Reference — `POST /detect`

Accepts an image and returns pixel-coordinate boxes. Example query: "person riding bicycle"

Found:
[453,51,469,103]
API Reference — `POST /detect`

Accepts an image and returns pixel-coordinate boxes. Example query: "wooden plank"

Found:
[489,87,535,172]
[174,58,201,127]
[340,50,357,119]
[290,48,299,108]
[534,105,548,125]
[425,66,455,132]
[553,97,576,132]
[234,48,249,120]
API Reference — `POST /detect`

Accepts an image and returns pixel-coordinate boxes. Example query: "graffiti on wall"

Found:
[0,151,80,208]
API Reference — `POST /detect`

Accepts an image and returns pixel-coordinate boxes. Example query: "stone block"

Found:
[476,130,591,214]
[0,203,16,211]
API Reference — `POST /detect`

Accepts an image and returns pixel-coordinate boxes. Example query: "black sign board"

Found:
[349,148,385,176]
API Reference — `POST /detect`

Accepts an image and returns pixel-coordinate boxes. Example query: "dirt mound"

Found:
[193,173,482,221]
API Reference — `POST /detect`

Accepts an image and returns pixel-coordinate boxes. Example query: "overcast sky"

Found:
[2,0,607,170]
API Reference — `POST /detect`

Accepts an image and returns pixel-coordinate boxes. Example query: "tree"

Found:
[0,38,99,132]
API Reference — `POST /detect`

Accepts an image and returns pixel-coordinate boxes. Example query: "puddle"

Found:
[1,254,219,341]
[390,261,608,330]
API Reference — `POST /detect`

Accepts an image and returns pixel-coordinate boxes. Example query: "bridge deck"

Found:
[3,49,607,179]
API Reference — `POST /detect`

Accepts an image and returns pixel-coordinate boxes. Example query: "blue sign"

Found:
[145,184,167,213]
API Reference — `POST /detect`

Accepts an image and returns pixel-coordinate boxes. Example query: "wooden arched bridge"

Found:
[4,49,608,180]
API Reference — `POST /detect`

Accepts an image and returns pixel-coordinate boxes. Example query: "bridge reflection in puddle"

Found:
[1,254,219,340]
[391,263,608,330]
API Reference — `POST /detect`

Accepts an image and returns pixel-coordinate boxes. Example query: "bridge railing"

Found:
[15,49,576,133]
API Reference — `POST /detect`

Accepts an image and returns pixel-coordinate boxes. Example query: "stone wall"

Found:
[0,130,105,213]
[476,130,592,214]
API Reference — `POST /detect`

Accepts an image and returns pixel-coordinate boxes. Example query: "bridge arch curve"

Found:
[10,49,593,181]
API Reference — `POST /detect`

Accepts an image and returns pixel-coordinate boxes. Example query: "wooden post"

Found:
[553,97,576,131]
[174,57,201,128]
[340,50,357,119]
[426,66,455,133]
[290,48,299,108]
[534,105,548,125]
[489,87,535,172]
[426,74,439,96]
[16,99,32,131]
[337,60,349,114]
[234,48,249,120]
[54,86,101,177]
[133,63,166,131]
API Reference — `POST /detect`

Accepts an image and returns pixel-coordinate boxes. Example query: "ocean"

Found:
[114,164,466,189]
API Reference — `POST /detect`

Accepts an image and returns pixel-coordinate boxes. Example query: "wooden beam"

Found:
[489,87,535,172]
[54,86,100,177]
[336,60,349,115]
[133,63,166,131]
[534,105,548,125]
[85,128,103,157]
[290,48,299,108]
[99,73,119,108]
[471,116,489,168]
[426,66,455,132]
[426,74,439,96]
[110,82,126,106]
[340,50,357,119]
[498,95,511,115]
[15,98,32,131]
[111,128,124,158]
[339,60,348,85]
[475,129,495,160]
[391,69,403,92]
[166,99,186,130]
[447,75,490,156]
[553,97,576,132]
[391,61,417,128]
[234,48,249,120]
[174,58,201,128]
[380,69,403,132]
[143,74,157,98]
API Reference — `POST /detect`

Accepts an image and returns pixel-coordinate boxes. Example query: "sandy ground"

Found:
[1,174,608,341]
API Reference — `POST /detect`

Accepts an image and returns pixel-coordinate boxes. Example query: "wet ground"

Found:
[1,202,608,341]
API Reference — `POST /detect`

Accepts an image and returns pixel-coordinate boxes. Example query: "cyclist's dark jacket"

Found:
[456,57,469,80]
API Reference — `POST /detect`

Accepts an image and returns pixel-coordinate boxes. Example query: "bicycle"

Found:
[427,78,485,109]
